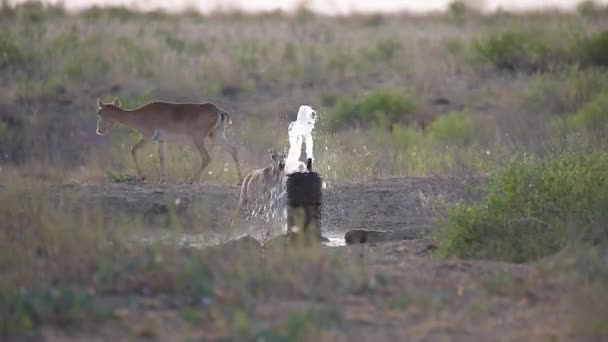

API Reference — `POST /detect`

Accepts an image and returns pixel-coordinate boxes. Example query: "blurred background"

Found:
[1,0,608,185]
[2,1,608,340]
[9,0,608,14]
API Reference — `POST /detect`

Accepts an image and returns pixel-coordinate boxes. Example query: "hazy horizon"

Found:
[9,0,608,14]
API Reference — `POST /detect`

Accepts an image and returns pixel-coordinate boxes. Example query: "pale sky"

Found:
[10,0,608,14]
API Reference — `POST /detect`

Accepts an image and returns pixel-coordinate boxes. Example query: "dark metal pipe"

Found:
[286,158,322,245]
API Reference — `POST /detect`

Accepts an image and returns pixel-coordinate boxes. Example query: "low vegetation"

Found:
[438,152,608,262]
[0,0,606,182]
[1,1,608,339]
[0,179,372,338]
[570,90,608,133]
[329,89,416,130]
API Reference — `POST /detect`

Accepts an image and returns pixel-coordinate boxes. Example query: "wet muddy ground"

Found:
[57,176,472,246]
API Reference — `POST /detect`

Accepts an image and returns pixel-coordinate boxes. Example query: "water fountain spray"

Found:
[285,105,318,173]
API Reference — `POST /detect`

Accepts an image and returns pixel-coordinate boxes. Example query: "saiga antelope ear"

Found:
[97,98,104,108]
[113,98,122,108]
[268,148,278,161]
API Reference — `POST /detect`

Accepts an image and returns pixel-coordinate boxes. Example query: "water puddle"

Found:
[324,232,346,247]
[136,230,346,248]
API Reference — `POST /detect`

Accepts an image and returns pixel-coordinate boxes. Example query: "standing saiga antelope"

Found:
[96,98,243,184]
[234,149,286,219]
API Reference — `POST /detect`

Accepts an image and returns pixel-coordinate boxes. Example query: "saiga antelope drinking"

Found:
[234,149,286,218]
[96,98,243,184]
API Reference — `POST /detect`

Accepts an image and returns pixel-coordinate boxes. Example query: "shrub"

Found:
[251,307,341,341]
[577,30,608,68]
[106,171,145,183]
[0,33,23,69]
[329,90,416,130]
[437,152,608,262]
[577,1,608,18]
[473,30,533,71]
[448,1,480,22]
[64,55,111,82]
[0,288,105,336]
[362,38,402,62]
[521,67,608,116]
[391,124,425,151]
[427,111,474,147]
[472,29,567,72]
[448,1,468,18]
[571,91,608,132]
[0,121,8,143]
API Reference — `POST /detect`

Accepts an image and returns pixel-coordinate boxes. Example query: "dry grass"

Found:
[0,179,372,338]
[2,2,608,340]
[0,172,606,340]
[2,2,608,183]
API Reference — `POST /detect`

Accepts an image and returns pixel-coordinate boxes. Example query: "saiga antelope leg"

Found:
[131,137,147,178]
[158,141,166,183]
[216,131,243,185]
[231,173,254,226]
[188,137,210,184]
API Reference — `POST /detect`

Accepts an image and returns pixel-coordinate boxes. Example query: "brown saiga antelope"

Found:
[234,149,286,218]
[96,98,243,184]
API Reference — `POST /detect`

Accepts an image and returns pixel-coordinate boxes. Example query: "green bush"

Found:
[472,30,565,72]
[571,91,608,132]
[252,307,341,341]
[0,33,23,69]
[578,30,608,68]
[330,90,416,130]
[521,67,608,116]
[473,30,532,71]
[0,288,105,336]
[447,1,479,23]
[448,1,468,18]
[0,121,8,143]
[437,152,608,262]
[577,1,608,18]
[362,38,402,62]
[427,111,474,147]
[391,124,425,151]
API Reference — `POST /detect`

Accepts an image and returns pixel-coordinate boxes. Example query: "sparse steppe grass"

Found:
[1,177,606,340]
[0,177,372,338]
[1,2,608,340]
[2,1,608,181]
